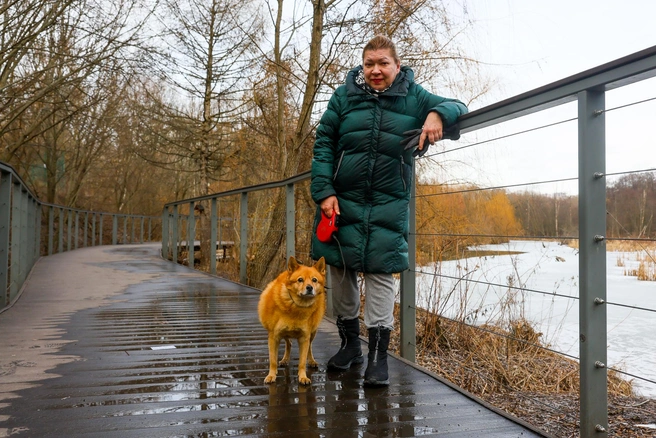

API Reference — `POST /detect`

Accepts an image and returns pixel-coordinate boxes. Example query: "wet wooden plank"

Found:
[0,245,549,437]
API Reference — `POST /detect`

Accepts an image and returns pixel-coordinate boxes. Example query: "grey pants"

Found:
[329,265,395,330]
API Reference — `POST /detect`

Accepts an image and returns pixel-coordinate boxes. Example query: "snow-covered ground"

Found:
[414,240,656,397]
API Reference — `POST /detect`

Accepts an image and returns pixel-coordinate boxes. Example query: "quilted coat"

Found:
[310,65,468,273]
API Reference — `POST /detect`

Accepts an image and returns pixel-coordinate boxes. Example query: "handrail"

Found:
[163,171,311,208]
[0,162,161,313]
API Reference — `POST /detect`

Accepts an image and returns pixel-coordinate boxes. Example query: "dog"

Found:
[258,256,326,385]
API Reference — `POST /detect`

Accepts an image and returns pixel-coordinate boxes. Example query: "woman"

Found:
[311,35,468,386]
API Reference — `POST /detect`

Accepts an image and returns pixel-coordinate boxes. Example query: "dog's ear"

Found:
[288,256,300,273]
[314,257,326,276]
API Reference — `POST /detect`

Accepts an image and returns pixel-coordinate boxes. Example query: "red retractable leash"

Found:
[316,211,339,243]
[316,211,346,284]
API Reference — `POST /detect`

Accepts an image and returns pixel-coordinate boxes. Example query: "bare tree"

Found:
[1,0,157,205]
[143,0,263,268]
[243,0,487,286]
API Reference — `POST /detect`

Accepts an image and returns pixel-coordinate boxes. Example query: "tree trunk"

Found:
[248,0,325,287]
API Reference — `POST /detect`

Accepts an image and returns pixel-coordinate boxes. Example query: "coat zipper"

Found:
[333,151,345,181]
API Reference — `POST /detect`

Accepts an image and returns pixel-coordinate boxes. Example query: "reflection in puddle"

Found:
[17,250,540,438]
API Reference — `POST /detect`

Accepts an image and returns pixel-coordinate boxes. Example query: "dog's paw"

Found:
[308,360,319,368]
[298,376,312,385]
[279,359,289,367]
[264,374,277,384]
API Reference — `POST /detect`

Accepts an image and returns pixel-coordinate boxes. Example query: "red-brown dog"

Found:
[258,256,326,385]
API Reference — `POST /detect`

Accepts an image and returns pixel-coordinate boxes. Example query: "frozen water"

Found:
[415,240,656,397]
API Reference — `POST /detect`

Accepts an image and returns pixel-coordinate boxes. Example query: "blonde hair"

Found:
[362,35,400,64]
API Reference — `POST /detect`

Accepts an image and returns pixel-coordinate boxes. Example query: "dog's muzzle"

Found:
[303,286,316,297]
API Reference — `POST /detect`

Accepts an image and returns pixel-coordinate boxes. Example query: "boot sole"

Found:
[363,378,389,387]
[326,355,364,371]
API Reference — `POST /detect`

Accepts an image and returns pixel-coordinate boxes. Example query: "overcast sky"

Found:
[431,0,656,195]
[466,0,656,102]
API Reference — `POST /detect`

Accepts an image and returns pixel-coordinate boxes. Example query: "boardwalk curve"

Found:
[0,244,549,437]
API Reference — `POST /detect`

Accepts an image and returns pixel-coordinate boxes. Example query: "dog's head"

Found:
[286,256,326,303]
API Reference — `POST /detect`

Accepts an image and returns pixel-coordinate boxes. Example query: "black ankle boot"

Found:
[363,326,390,387]
[327,317,364,371]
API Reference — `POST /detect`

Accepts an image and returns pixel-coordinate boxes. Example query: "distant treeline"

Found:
[415,172,655,261]
[508,172,655,240]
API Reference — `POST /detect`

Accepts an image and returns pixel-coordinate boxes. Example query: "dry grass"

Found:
[626,257,656,281]
[566,239,656,282]
[376,305,656,437]
[388,306,632,397]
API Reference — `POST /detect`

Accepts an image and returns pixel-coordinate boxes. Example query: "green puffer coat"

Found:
[310,65,468,273]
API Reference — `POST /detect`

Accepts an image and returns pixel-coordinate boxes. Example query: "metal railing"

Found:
[161,45,656,437]
[0,161,161,312]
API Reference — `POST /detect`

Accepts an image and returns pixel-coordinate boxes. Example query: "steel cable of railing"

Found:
[423,117,579,159]
[413,176,579,198]
[606,204,656,264]
[606,236,656,243]
[606,367,656,387]
[603,300,656,315]
[412,269,579,302]
[605,166,656,178]
[413,232,579,241]
[602,95,656,114]
[421,260,656,319]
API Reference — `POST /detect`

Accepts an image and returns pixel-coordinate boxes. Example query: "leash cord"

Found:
[333,236,347,285]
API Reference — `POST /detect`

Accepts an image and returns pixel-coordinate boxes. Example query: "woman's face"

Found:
[363,49,400,91]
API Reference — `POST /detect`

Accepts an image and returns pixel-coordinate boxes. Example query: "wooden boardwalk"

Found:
[0,244,550,437]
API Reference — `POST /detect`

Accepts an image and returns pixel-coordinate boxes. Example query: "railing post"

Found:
[19,188,28,286]
[172,205,179,263]
[210,198,217,275]
[140,217,144,244]
[84,212,89,247]
[239,192,248,284]
[399,164,417,362]
[188,202,195,267]
[33,200,41,261]
[325,269,334,319]
[112,215,118,245]
[91,213,96,246]
[75,211,79,250]
[67,209,72,251]
[58,208,64,253]
[99,214,104,245]
[578,89,608,437]
[285,183,295,260]
[123,215,127,244]
[48,206,54,255]
[10,182,22,302]
[26,196,36,272]
[161,208,169,259]
[0,171,11,309]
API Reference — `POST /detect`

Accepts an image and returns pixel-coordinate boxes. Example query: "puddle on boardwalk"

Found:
[0,245,540,437]
[47,256,534,436]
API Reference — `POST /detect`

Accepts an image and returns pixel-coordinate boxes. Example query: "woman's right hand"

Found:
[320,196,340,217]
